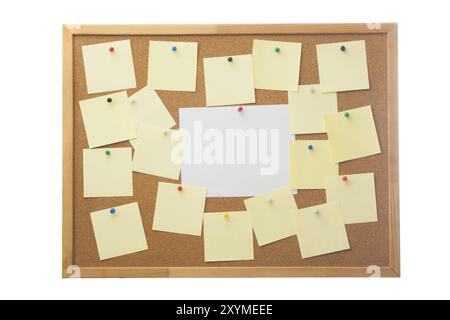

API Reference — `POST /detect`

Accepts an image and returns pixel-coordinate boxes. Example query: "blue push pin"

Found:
[171,46,177,52]
[308,144,314,151]
[109,208,116,215]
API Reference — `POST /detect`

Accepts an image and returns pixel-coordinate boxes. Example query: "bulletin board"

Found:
[62,24,399,278]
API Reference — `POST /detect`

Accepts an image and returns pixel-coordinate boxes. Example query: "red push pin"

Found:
[342,176,349,182]
[177,185,183,192]
[237,106,244,113]
[109,47,115,53]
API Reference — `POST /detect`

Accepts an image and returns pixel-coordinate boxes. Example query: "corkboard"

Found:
[63,24,399,277]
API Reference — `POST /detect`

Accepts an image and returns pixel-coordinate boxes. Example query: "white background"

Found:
[0,0,449,300]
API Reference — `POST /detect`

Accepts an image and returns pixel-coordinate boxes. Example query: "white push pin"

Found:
[313,208,320,215]
[310,87,315,94]
[267,198,273,205]
[163,130,169,136]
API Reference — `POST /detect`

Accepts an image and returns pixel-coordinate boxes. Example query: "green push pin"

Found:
[340,45,347,52]
[344,112,350,119]
[307,144,314,151]
[105,150,111,156]
[107,97,112,103]
[274,47,281,53]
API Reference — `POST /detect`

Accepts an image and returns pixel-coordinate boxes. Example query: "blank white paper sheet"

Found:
[180,105,292,197]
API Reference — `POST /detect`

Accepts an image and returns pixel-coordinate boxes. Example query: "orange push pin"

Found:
[177,185,183,192]
[342,176,349,182]
[109,47,115,53]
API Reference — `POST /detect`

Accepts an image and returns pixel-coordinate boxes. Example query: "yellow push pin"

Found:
[224,212,230,219]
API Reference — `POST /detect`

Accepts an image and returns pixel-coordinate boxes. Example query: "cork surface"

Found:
[72,33,389,268]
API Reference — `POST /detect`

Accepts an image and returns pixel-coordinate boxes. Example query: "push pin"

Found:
[130,99,136,104]
[177,185,183,192]
[171,46,177,52]
[163,130,169,136]
[227,57,233,62]
[267,198,273,205]
[274,47,281,53]
[109,47,115,53]
[344,111,350,119]
[310,88,315,94]
[340,45,346,52]
[105,150,111,156]
[313,208,320,215]
[224,212,230,219]
[107,97,112,103]
[237,106,244,113]
[307,144,314,151]
[342,176,349,182]
[109,208,116,215]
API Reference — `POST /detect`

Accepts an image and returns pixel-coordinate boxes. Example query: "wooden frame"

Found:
[62,24,399,278]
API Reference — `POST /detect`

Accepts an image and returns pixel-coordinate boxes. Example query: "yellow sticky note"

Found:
[317,40,369,93]
[288,84,337,134]
[129,139,140,150]
[292,202,350,259]
[128,86,176,149]
[204,211,254,262]
[323,105,381,163]
[90,202,148,260]
[153,182,207,236]
[244,186,297,246]
[203,54,255,107]
[132,125,184,180]
[82,40,137,94]
[325,173,378,224]
[290,140,338,189]
[252,39,302,91]
[83,148,133,198]
[79,91,137,148]
[148,41,198,92]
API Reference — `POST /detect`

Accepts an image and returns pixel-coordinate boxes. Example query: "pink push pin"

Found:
[238,106,244,113]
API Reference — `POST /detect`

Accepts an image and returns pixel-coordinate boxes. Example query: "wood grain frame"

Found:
[62,24,399,278]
